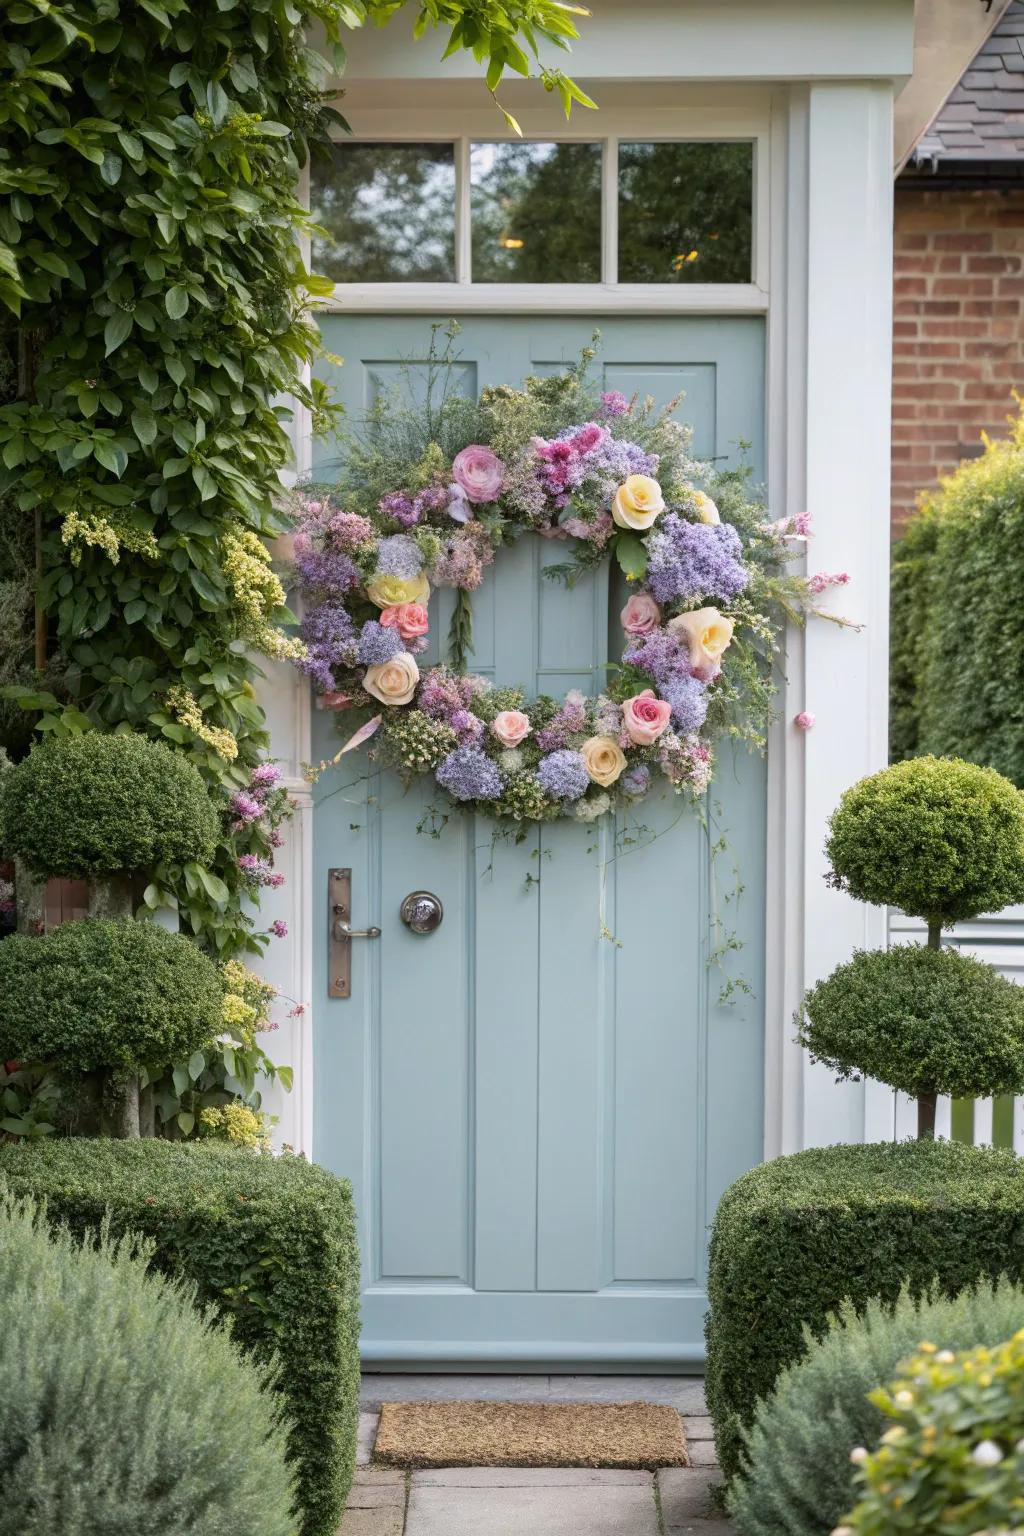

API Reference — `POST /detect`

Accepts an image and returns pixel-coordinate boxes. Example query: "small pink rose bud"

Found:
[794,711,815,731]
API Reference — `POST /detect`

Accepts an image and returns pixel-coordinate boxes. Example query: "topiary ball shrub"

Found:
[728,1279,1024,1536]
[0,733,219,878]
[705,1139,1024,1485]
[844,1327,1024,1536]
[0,1139,361,1536]
[825,756,1024,929]
[797,943,1024,1101]
[0,1194,295,1536]
[0,919,223,1072]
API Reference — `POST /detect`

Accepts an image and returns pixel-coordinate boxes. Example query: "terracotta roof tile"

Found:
[915,0,1024,163]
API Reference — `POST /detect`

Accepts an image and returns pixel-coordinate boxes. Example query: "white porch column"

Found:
[767,81,895,1154]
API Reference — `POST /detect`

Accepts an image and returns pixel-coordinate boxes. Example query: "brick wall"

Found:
[892,183,1024,535]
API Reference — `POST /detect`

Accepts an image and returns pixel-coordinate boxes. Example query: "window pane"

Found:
[618,142,753,284]
[310,142,456,283]
[471,142,602,283]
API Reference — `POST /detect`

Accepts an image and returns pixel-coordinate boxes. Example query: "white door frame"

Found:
[263,79,896,1166]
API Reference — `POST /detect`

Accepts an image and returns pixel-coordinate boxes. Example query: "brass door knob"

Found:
[399,891,443,934]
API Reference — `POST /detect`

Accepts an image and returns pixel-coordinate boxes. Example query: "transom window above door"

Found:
[309,138,756,289]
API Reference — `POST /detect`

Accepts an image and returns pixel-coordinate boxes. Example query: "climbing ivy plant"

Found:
[0,0,591,959]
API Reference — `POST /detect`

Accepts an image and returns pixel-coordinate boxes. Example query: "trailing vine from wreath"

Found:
[293,330,846,824]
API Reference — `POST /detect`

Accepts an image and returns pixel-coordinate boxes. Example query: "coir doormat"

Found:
[373,1400,689,1469]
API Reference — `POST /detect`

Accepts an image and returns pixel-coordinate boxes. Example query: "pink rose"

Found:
[491,709,531,748]
[621,689,673,745]
[380,602,429,640]
[621,592,662,636]
[452,444,505,504]
[794,710,815,731]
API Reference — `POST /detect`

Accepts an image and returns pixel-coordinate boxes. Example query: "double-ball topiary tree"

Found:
[0,734,223,1136]
[799,756,1024,1137]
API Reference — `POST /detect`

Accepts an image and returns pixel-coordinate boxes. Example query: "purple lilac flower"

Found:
[623,629,691,689]
[450,708,485,743]
[270,920,288,938]
[590,435,658,483]
[296,604,357,691]
[230,791,263,824]
[294,543,360,597]
[645,514,749,606]
[328,510,374,549]
[430,530,491,590]
[379,492,418,527]
[536,749,590,802]
[238,855,285,889]
[268,828,284,848]
[600,391,630,418]
[659,673,709,735]
[415,485,450,515]
[621,764,651,797]
[250,763,281,792]
[419,669,473,724]
[375,534,423,579]
[534,690,589,752]
[436,746,501,801]
[357,620,405,666]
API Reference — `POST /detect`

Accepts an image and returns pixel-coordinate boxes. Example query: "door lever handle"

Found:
[332,920,381,941]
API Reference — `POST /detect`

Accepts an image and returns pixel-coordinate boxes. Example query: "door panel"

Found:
[312,315,766,1366]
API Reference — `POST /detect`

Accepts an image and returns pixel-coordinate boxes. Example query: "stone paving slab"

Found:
[664,1523,735,1536]
[547,1376,708,1416]
[686,1439,718,1466]
[338,1508,404,1536]
[405,1479,660,1536]
[357,1413,379,1466]
[684,1415,714,1441]
[412,1467,652,1487]
[345,1470,406,1509]
[657,1467,722,1524]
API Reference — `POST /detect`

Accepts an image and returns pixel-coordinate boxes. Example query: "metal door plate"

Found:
[329,867,352,998]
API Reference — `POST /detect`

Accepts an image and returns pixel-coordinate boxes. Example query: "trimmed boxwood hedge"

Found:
[705,1139,1024,1484]
[0,1140,360,1536]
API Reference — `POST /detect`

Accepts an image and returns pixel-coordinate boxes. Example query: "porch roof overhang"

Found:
[328,0,914,93]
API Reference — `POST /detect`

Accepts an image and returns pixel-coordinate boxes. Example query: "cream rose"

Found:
[668,606,735,672]
[611,474,665,531]
[691,491,720,525]
[363,651,420,706]
[365,572,430,610]
[581,735,627,787]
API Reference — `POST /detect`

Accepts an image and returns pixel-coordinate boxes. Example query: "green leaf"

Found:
[187,1050,206,1081]
[165,285,189,319]
[124,598,147,624]
[277,1064,294,1093]
[103,311,133,356]
[614,533,649,582]
[171,1064,189,1097]
[131,410,157,446]
[197,867,229,905]
[93,441,127,476]
[176,1109,195,1136]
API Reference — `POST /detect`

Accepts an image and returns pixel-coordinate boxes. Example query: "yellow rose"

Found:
[611,474,665,531]
[668,606,735,672]
[363,651,420,706]
[581,734,627,787]
[365,572,430,609]
[691,491,720,525]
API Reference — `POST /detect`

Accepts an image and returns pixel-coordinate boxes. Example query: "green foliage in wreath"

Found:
[797,943,1024,1102]
[825,756,1024,930]
[0,733,218,878]
[0,919,223,1074]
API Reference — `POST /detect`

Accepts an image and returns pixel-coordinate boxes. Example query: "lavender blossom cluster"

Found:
[645,515,749,606]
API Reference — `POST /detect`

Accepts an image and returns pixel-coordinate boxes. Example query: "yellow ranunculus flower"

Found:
[668,606,735,671]
[611,474,665,531]
[365,572,430,609]
[581,734,627,787]
[691,491,720,525]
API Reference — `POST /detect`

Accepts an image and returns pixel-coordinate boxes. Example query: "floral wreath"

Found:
[291,342,834,823]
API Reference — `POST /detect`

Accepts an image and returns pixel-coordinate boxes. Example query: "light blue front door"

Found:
[312,316,766,1368]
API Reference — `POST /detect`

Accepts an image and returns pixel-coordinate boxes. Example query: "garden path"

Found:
[344,1376,734,1536]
